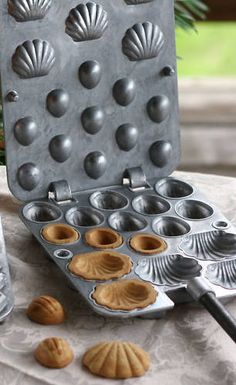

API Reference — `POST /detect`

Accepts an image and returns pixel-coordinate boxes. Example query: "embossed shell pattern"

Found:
[122,21,164,61]
[12,39,55,78]
[65,2,108,42]
[206,259,236,289]
[8,0,52,22]
[83,341,150,379]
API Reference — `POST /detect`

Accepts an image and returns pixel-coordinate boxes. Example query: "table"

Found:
[0,166,235,385]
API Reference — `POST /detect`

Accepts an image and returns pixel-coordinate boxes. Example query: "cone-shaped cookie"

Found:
[35,337,74,368]
[83,341,150,379]
[27,295,65,325]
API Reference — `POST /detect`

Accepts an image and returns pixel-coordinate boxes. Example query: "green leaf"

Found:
[175,0,208,31]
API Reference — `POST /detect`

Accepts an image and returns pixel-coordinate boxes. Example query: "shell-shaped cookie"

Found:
[65,2,108,42]
[122,22,164,61]
[8,0,52,22]
[92,279,157,311]
[34,338,74,368]
[68,251,132,281]
[12,39,55,79]
[83,341,150,379]
[27,295,65,325]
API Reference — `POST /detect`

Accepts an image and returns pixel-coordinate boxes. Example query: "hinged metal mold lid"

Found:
[0,0,180,201]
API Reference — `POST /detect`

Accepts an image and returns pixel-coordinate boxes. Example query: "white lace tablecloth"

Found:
[0,166,235,385]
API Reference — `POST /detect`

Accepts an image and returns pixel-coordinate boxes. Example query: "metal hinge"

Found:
[48,180,73,204]
[123,167,151,192]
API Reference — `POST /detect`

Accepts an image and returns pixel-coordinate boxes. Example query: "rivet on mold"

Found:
[12,39,55,79]
[81,106,104,135]
[116,124,138,151]
[113,78,136,107]
[84,151,107,179]
[65,2,108,42]
[149,141,172,168]
[79,61,102,89]
[8,0,52,22]
[122,22,164,61]
[147,95,170,123]
[124,0,153,4]
[14,117,38,146]
[46,89,69,118]
[49,135,72,163]
[17,163,40,191]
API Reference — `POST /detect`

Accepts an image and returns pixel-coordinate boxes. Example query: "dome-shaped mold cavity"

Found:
[124,0,153,3]
[147,95,170,123]
[206,259,236,289]
[79,60,102,89]
[153,216,191,237]
[155,178,194,199]
[46,89,69,118]
[116,124,138,151]
[84,151,107,179]
[65,207,104,227]
[49,135,72,163]
[149,141,172,168]
[136,254,202,286]
[14,116,38,146]
[132,194,170,216]
[109,211,147,232]
[176,200,214,220]
[12,39,55,79]
[90,190,128,211]
[68,251,132,281]
[92,279,157,311]
[81,106,105,135]
[113,78,136,106]
[23,201,62,223]
[130,233,167,255]
[42,223,79,245]
[122,22,164,61]
[65,2,108,42]
[17,163,40,191]
[85,227,123,249]
[180,231,236,261]
[8,0,52,22]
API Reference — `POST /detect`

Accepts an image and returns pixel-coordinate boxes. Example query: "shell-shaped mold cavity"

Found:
[109,211,147,232]
[92,279,157,311]
[149,141,172,168]
[68,251,132,281]
[81,106,104,135]
[23,201,62,223]
[206,259,236,289]
[116,124,138,151]
[130,233,167,255]
[153,216,191,237]
[176,200,214,220]
[27,295,65,325]
[8,0,52,22]
[132,194,170,216]
[90,190,128,211]
[147,95,170,123]
[14,116,38,146]
[122,22,164,61]
[65,2,108,42]
[84,151,107,179]
[156,178,194,199]
[79,60,102,89]
[136,255,202,286]
[85,227,123,249]
[49,135,72,163]
[83,341,150,379]
[65,206,104,227]
[17,163,40,191]
[42,224,79,245]
[113,78,136,106]
[125,0,153,3]
[180,231,236,261]
[34,338,74,369]
[47,89,69,118]
[12,39,55,79]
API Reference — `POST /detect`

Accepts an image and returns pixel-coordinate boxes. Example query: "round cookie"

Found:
[84,227,123,249]
[42,223,79,244]
[130,233,167,255]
